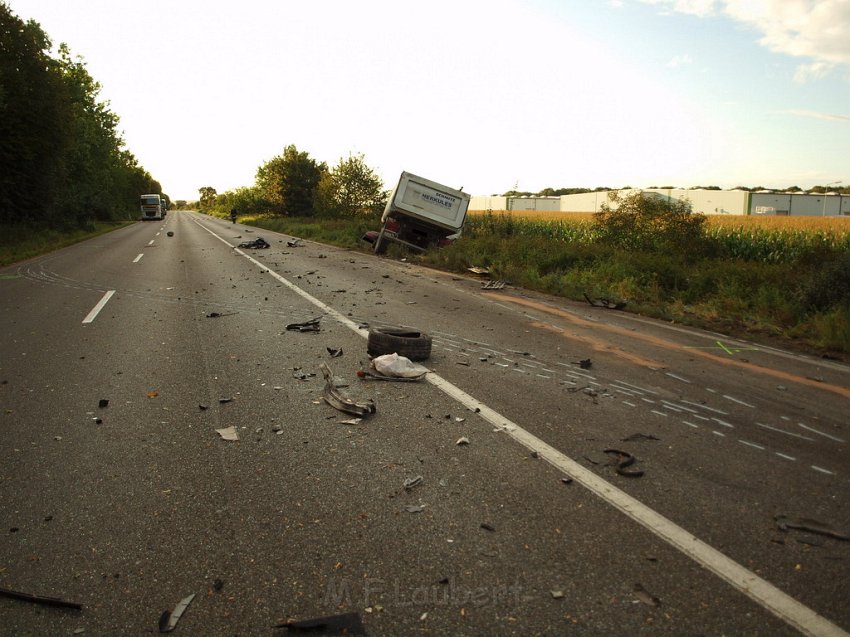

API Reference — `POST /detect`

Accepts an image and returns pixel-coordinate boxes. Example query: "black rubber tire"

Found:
[367,327,432,361]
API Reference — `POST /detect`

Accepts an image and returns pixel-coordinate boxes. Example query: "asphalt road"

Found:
[0,211,848,636]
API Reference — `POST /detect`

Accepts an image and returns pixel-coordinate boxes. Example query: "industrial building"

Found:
[469,189,850,216]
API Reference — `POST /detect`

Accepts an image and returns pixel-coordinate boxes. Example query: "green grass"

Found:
[0,221,134,268]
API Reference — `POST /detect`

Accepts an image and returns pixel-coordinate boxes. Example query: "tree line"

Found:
[503,184,849,197]
[0,3,164,229]
[197,145,388,221]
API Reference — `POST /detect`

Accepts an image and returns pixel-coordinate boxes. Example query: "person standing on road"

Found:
[230,208,237,224]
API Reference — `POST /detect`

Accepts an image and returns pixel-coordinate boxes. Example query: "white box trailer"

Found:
[140,193,163,220]
[373,172,471,254]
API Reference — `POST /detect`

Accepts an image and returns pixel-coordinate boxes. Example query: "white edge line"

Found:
[798,423,845,443]
[82,290,115,324]
[195,218,849,637]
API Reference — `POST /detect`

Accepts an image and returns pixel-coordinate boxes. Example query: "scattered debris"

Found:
[603,449,644,477]
[632,583,660,606]
[219,397,233,404]
[166,231,174,237]
[213,579,224,592]
[292,369,315,381]
[0,586,82,610]
[206,311,237,318]
[159,592,196,633]
[321,363,375,417]
[403,476,424,490]
[406,504,426,513]
[467,266,490,275]
[456,437,470,446]
[147,391,159,398]
[368,353,429,380]
[367,326,432,361]
[775,516,850,541]
[339,418,362,425]
[216,427,239,441]
[480,523,496,532]
[530,450,540,459]
[327,347,343,358]
[286,238,305,248]
[622,433,660,442]
[481,280,505,290]
[98,399,109,408]
[550,590,565,599]
[286,317,321,332]
[238,237,270,249]
[561,477,573,485]
[583,293,627,310]
[275,612,365,634]
[199,404,208,410]
[578,359,592,370]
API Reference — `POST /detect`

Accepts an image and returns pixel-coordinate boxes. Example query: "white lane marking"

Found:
[681,399,728,415]
[663,400,699,414]
[613,379,657,395]
[148,240,155,246]
[196,218,850,637]
[651,410,668,417]
[812,465,835,476]
[756,422,816,442]
[661,403,683,413]
[133,254,144,263]
[682,421,699,428]
[798,423,845,443]
[82,290,116,324]
[712,418,735,429]
[666,372,692,384]
[739,440,766,451]
[622,401,637,407]
[712,430,727,437]
[723,394,756,408]
[776,452,797,461]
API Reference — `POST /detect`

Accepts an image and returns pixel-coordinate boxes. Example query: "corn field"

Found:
[467,210,850,263]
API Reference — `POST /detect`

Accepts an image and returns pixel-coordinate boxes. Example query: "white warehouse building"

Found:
[469,189,850,216]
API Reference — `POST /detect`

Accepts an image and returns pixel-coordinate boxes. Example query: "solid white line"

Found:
[712,418,735,429]
[665,372,692,384]
[612,379,658,395]
[133,253,144,263]
[798,423,845,443]
[739,440,766,451]
[811,465,835,476]
[82,290,115,324]
[651,410,669,417]
[682,421,699,428]
[681,399,728,415]
[775,452,797,462]
[194,217,850,637]
[757,422,816,442]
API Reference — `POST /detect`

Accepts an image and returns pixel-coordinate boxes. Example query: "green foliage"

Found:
[255,144,326,216]
[0,3,161,228]
[314,153,387,220]
[211,186,267,216]
[198,186,217,211]
[594,191,707,256]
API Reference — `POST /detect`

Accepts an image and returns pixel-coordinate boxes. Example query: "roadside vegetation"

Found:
[231,194,850,356]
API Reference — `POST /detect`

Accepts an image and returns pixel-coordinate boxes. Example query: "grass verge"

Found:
[0,221,135,268]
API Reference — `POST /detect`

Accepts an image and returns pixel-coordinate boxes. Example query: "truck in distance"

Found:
[140,194,163,220]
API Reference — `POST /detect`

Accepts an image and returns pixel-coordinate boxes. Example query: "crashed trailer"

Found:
[373,171,471,254]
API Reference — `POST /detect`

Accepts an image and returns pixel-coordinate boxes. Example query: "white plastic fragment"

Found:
[456,437,470,446]
[215,427,239,441]
[371,353,429,379]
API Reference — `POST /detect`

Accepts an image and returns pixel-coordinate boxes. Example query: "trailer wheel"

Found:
[367,327,432,361]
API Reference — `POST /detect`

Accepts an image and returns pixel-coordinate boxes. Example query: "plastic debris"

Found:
[286,317,321,332]
[406,504,426,513]
[219,397,233,404]
[368,353,429,380]
[238,237,270,249]
[482,280,505,290]
[480,523,495,532]
[775,516,850,541]
[206,311,237,318]
[216,427,239,441]
[633,583,660,606]
[403,476,423,490]
[339,418,362,425]
[622,433,660,442]
[578,359,592,369]
[604,449,644,477]
[456,437,470,446]
[467,266,490,275]
[584,293,627,310]
[159,592,196,633]
[0,586,82,610]
[166,231,174,237]
[320,363,375,417]
[98,399,109,409]
[327,347,343,358]
[286,238,305,247]
[275,612,365,634]
[292,369,315,381]
[147,391,159,398]
[550,590,565,599]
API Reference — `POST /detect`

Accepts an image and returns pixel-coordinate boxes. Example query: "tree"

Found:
[594,190,707,255]
[198,186,217,210]
[255,144,326,215]
[314,153,387,219]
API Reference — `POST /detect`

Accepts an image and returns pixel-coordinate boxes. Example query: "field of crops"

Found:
[467,210,850,262]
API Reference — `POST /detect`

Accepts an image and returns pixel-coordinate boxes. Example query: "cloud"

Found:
[786,109,850,123]
[667,53,694,67]
[641,0,850,79]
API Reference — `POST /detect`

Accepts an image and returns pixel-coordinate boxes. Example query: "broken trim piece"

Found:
[159,593,196,633]
[0,586,82,610]
[321,363,375,417]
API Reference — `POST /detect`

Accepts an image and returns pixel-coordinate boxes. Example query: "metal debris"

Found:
[320,363,375,417]
[216,427,239,441]
[238,237,270,249]
[622,433,660,442]
[633,583,660,606]
[481,280,505,290]
[98,399,109,408]
[578,358,592,369]
[159,592,196,633]
[584,293,627,310]
[775,516,850,541]
[275,612,365,634]
[286,238,305,248]
[403,476,424,490]
[0,586,82,610]
[406,504,426,513]
[456,437,470,446]
[327,347,343,358]
[286,317,321,332]
[206,311,237,318]
[467,266,490,275]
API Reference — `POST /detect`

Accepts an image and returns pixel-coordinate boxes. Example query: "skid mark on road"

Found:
[484,293,850,400]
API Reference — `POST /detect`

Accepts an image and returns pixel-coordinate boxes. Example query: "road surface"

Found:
[1,211,848,636]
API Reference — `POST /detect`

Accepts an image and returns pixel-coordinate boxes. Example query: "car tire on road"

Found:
[367,327,432,361]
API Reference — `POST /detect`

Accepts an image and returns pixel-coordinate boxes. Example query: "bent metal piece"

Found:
[321,363,375,417]
[0,586,82,610]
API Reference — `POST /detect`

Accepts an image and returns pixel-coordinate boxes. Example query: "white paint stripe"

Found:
[723,394,756,408]
[712,430,727,437]
[612,379,657,395]
[622,401,637,407]
[662,403,683,413]
[712,418,735,429]
[682,421,699,428]
[681,400,728,415]
[666,372,692,384]
[798,423,845,443]
[82,290,116,324]
[757,422,816,442]
[811,465,835,476]
[663,400,699,414]
[651,410,668,417]
[195,218,850,637]
[147,240,155,246]
[739,440,766,451]
[775,452,797,461]
[133,253,144,263]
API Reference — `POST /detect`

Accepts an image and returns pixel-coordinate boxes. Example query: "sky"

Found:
[7,0,850,201]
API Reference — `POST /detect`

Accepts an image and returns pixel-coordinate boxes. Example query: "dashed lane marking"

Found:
[133,253,144,263]
[196,218,849,637]
[82,290,116,324]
